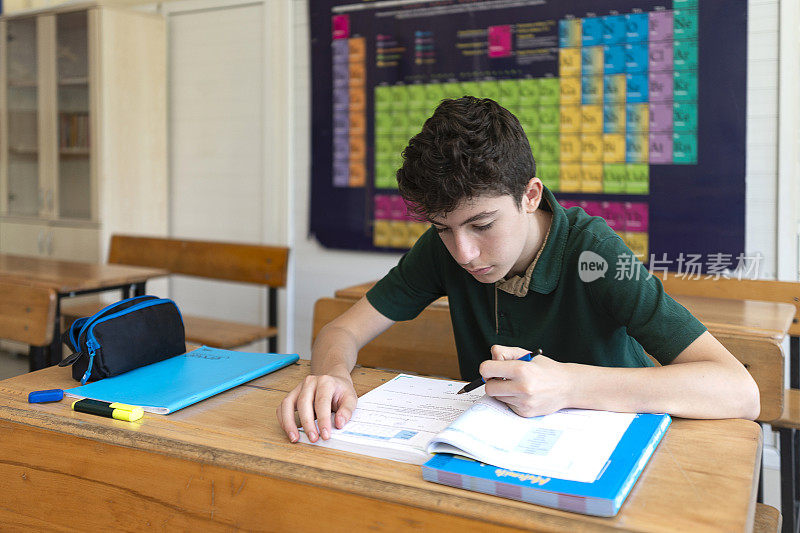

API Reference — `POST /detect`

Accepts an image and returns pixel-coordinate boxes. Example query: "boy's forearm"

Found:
[566,361,760,420]
[310,324,360,381]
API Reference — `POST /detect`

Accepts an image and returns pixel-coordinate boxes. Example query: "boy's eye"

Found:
[474,222,494,232]
[433,226,448,234]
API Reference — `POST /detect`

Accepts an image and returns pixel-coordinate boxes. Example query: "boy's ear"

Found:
[522,177,544,213]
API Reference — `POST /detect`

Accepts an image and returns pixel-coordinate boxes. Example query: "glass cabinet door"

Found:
[6,17,39,217]
[56,11,90,220]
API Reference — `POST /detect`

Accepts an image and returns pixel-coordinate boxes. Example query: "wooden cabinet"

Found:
[0,5,167,262]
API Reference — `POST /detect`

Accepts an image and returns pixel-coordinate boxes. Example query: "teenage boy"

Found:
[278,96,759,443]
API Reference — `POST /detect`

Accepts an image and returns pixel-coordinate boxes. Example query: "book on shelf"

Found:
[300,373,670,516]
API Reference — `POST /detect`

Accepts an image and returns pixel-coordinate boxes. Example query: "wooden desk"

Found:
[0,361,761,531]
[334,281,796,342]
[0,253,167,369]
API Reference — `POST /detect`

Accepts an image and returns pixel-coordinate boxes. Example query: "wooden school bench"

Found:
[63,235,289,352]
[0,281,56,371]
[652,273,800,533]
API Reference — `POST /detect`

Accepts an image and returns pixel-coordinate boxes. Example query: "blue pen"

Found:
[456,348,542,394]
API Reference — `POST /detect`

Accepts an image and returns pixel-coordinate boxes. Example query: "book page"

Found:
[300,374,483,463]
[428,396,635,483]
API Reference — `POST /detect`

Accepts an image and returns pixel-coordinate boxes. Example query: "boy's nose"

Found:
[452,234,480,265]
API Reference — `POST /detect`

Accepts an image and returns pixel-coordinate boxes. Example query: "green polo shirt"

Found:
[366,187,707,381]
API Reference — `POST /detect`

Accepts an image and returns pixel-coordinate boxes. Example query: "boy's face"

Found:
[429,185,543,283]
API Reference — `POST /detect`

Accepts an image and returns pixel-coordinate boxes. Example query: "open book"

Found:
[300,374,670,515]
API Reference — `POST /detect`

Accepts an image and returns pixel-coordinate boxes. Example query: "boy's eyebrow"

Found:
[429,210,499,227]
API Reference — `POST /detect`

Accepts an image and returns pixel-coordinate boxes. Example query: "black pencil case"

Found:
[60,295,186,384]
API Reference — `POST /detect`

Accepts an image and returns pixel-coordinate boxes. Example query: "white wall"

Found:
[288,1,403,358]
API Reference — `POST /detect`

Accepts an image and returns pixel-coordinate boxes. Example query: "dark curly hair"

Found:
[397,96,536,219]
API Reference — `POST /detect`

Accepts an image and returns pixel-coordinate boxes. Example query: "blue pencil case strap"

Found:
[59,295,186,383]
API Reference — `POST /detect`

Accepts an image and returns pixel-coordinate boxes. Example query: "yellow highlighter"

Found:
[71,399,144,422]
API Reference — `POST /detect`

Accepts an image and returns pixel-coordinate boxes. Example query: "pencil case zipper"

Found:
[70,294,157,349]
[80,298,181,384]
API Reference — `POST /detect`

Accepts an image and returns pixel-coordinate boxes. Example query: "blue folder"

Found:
[65,346,298,414]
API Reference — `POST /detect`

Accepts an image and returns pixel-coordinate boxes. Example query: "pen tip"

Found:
[456,387,466,394]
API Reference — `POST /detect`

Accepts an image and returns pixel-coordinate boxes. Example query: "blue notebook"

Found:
[65,346,299,414]
[421,413,670,517]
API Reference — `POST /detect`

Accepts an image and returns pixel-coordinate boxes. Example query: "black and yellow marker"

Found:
[71,399,144,422]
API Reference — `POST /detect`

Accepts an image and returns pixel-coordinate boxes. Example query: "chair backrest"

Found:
[655,273,800,337]
[712,332,784,422]
[0,282,56,346]
[108,234,289,287]
[313,297,461,380]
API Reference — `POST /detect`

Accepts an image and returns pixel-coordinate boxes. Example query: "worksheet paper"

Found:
[300,374,634,483]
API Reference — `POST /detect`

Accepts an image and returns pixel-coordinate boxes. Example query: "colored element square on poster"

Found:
[673,9,698,39]
[625,13,649,43]
[375,85,391,112]
[477,80,500,101]
[582,17,603,47]
[603,44,625,75]
[626,103,649,133]
[582,46,604,76]
[560,76,581,105]
[518,78,540,105]
[559,163,582,192]
[582,76,603,105]
[626,73,648,103]
[460,81,480,98]
[373,219,391,247]
[674,40,698,70]
[625,232,649,263]
[625,134,648,163]
[581,163,604,192]
[624,43,648,73]
[648,40,673,72]
[406,222,429,248]
[560,48,582,77]
[673,70,698,102]
[539,105,560,132]
[649,133,673,164]
[488,25,513,58]
[498,80,520,106]
[603,134,626,163]
[603,163,627,193]
[539,78,561,105]
[673,133,698,163]
[581,134,603,163]
[560,105,581,133]
[602,15,626,45]
[673,102,697,131]
[604,74,626,103]
[649,11,674,42]
[559,18,582,48]
[649,103,673,133]
[332,15,350,40]
[407,84,427,109]
[538,162,560,191]
[560,134,581,162]
[626,164,649,194]
[648,71,674,102]
[537,133,560,162]
[518,106,540,133]
[603,105,625,134]
[388,221,410,248]
[581,105,603,133]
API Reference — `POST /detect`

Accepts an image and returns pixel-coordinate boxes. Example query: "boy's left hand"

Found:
[480,344,573,417]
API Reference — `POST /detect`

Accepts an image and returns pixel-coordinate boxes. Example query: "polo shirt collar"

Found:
[496,186,568,296]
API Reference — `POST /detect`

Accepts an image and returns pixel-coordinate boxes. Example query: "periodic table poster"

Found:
[309,0,746,270]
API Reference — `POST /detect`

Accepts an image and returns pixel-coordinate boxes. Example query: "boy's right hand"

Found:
[277,373,358,443]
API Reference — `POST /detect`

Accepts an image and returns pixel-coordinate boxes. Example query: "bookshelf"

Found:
[0,4,167,262]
